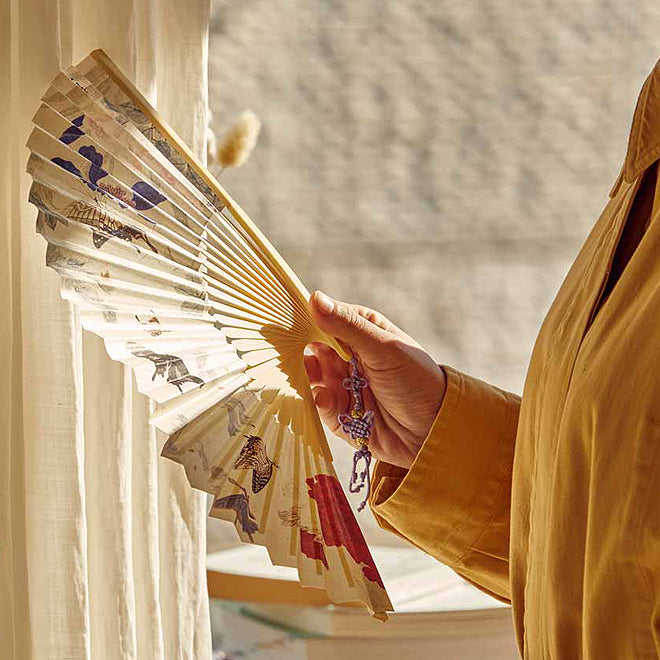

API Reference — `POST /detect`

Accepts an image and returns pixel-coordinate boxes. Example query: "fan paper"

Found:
[25,50,393,619]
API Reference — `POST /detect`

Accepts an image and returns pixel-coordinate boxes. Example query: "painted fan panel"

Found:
[26,49,392,619]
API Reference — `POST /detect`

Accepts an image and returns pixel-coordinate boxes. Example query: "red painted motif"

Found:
[300,529,328,568]
[306,474,384,589]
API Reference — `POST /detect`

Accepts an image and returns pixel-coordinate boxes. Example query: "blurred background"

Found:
[205,0,660,657]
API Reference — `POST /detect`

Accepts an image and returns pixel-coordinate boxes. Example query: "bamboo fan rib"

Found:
[26,49,392,619]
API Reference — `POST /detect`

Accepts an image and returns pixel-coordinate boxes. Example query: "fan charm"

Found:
[338,356,374,512]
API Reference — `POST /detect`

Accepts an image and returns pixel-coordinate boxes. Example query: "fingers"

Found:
[311,386,341,431]
[353,304,404,336]
[311,384,352,437]
[311,379,382,451]
[305,344,348,404]
[306,342,347,381]
[303,354,322,385]
[309,291,395,366]
[304,343,350,436]
[305,344,378,451]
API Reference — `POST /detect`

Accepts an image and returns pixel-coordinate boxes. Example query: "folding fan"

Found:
[25,49,392,619]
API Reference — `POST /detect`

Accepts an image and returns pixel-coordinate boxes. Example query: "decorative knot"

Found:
[337,354,374,513]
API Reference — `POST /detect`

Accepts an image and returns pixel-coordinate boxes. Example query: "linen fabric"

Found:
[0,1,212,658]
[370,57,660,659]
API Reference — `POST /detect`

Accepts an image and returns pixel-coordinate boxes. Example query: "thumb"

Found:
[309,291,392,363]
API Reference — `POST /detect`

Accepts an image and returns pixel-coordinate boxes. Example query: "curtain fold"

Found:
[0,1,213,658]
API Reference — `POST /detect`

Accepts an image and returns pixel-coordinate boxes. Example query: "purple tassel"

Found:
[337,355,374,512]
[349,445,372,512]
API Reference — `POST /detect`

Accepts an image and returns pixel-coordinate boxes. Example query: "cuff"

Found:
[368,364,517,568]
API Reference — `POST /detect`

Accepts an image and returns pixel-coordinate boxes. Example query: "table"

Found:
[208,544,520,659]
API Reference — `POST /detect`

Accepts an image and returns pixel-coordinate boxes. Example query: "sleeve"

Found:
[368,364,520,603]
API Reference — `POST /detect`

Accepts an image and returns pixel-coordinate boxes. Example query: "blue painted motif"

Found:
[58,115,85,145]
[51,144,167,213]
[131,181,167,210]
[51,157,84,180]
[78,145,108,186]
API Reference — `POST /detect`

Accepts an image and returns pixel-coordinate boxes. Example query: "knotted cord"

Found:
[337,354,375,512]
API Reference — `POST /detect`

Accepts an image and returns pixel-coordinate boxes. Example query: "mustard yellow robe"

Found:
[369,59,660,658]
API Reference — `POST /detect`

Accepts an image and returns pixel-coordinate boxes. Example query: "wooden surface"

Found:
[207,544,506,612]
[207,570,362,608]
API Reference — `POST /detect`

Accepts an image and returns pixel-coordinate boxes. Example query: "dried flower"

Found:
[215,110,261,169]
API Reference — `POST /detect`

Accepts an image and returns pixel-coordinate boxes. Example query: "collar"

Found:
[622,57,660,184]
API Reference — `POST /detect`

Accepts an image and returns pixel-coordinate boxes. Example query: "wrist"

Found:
[400,364,448,470]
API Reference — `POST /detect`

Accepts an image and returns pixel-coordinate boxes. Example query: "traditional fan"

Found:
[25,49,392,619]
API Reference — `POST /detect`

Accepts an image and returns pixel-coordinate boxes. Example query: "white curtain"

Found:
[0,1,213,658]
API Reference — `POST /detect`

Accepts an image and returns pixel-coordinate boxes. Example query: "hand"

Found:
[305,291,447,470]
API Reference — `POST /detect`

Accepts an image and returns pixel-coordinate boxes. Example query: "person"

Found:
[304,58,660,659]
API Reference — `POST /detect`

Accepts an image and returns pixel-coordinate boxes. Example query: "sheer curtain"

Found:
[0,1,212,658]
